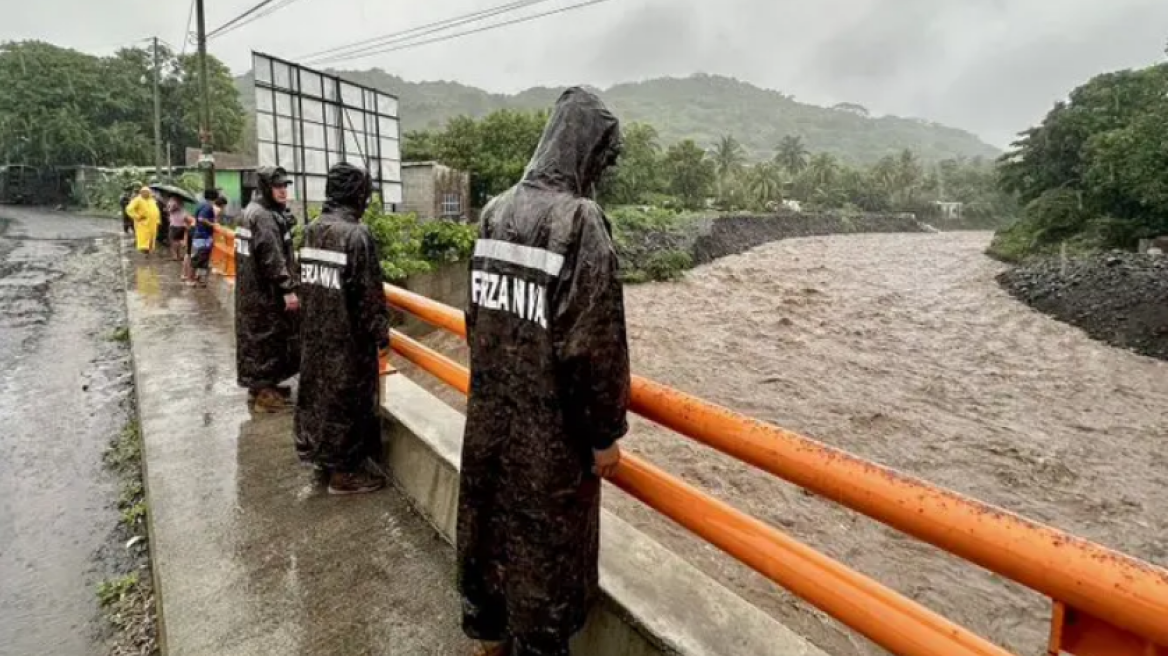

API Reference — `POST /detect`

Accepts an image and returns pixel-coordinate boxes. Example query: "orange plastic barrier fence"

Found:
[210,225,235,278]
[389,330,1013,656]
[382,282,1168,656]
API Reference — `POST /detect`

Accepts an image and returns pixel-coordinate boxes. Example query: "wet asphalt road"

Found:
[0,206,130,656]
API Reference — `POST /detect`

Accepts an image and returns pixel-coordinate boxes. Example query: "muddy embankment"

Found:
[998,252,1168,361]
[689,211,926,265]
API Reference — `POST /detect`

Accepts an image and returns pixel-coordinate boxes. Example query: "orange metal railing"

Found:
[389,330,1012,656]
[207,226,1168,655]
[382,282,1168,656]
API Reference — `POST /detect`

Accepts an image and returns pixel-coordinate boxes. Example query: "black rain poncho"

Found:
[457,87,631,651]
[234,167,300,390]
[294,164,389,471]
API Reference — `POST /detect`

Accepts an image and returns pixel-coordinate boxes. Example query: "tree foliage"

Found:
[991,62,1168,260]
[403,107,1012,223]
[775,135,809,175]
[0,41,244,168]
[663,140,716,210]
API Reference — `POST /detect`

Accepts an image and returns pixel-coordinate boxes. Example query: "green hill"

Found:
[235,70,999,164]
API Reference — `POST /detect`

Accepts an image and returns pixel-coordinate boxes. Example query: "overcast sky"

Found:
[5,0,1167,146]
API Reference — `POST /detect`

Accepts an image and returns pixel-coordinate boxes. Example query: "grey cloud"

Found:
[2,0,1166,147]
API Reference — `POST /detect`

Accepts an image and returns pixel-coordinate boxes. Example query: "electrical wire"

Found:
[228,0,308,34]
[310,0,616,66]
[207,0,280,38]
[298,0,557,64]
[179,0,196,57]
[208,0,308,39]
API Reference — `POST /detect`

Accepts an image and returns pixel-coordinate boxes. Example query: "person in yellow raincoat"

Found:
[126,186,160,256]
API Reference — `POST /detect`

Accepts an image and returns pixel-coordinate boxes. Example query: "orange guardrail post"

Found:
[381,283,1168,650]
[387,329,1015,656]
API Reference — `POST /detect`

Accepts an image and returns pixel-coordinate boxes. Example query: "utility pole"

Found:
[152,36,163,181]
[195,0,215,190]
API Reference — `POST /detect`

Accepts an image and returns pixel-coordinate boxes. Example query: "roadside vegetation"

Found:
[100,418,159,656]
[989,59,1168,262]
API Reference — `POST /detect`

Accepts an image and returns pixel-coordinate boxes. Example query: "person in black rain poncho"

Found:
[294,163,390,495]
[458,87,631,656]
[234,166,300,412]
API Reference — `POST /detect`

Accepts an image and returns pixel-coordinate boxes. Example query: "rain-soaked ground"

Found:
[407,231,1168,656]
[0,207,131,655]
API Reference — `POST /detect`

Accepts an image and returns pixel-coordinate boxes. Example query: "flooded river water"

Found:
[613,230,1168,655]
[412,230,1168,656]
[0,208,130,655]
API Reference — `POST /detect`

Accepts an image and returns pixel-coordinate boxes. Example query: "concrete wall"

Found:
[401,162,471,221]
[394,260,469,337]
[401,164,434,218]
[379,375,827,656]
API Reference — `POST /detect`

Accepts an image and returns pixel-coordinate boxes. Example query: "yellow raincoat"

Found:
[126,191,160,252]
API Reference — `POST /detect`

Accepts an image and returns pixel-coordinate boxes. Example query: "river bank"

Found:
[612,208,926,283]
[997,252,1168,361]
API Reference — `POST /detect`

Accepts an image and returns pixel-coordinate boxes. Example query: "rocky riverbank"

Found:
[690,211,925,265]
[614,208,927,282]
[998,252,1168,360]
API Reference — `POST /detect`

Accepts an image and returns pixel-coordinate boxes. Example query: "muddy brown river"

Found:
[411,230,1168,656]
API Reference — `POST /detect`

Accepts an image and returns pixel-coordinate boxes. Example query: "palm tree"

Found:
[774,135,809,176]
[894,149,923,206]
[746,163,783,210]
[807,153,839,189]
[711,135,746,180]
[710,134,747,205]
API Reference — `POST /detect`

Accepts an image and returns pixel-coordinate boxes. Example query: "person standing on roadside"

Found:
[165,194,189,261]
[125,186,160,257]
[457,87,630,656]
[188,190,221,287]
[234,166,300,412]
[294,163,390,495]
[119,185,135,235]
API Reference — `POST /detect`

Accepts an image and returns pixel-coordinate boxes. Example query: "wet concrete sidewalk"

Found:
[122,250,470,655]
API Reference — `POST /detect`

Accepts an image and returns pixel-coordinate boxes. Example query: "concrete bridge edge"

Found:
[207,272,828,655]
[381,370,830,656]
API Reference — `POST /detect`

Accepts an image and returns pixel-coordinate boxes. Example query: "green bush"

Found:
[641,249,693,282]
[986,189,1090,262]
[297,201,477,281]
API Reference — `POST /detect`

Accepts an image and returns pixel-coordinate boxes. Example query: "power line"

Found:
[311,0,616,66]
[222,0,307,35]
[207,0,308,39]
[179,0,196,57]
[207,0,280,38]
[298,0,556,63]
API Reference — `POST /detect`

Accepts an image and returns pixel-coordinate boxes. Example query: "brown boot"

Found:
[327,469,387,496]
[472,641,512,656]
[250,388,290,413]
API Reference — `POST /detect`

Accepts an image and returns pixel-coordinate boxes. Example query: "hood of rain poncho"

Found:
[522,87,621,198]
[324,162,373,215]
[256,166,291,208]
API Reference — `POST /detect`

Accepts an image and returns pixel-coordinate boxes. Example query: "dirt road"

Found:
[409,230,1168,656]
[0,207,131,655]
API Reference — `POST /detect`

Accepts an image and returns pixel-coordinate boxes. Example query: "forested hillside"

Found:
[235,70,998,164]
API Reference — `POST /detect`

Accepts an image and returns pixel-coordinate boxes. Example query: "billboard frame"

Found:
[251,50,402,218]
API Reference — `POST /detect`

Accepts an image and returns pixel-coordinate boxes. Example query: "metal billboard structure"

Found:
[252,52,402,212]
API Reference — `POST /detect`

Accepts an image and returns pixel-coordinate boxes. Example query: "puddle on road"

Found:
[0,209,132,656]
